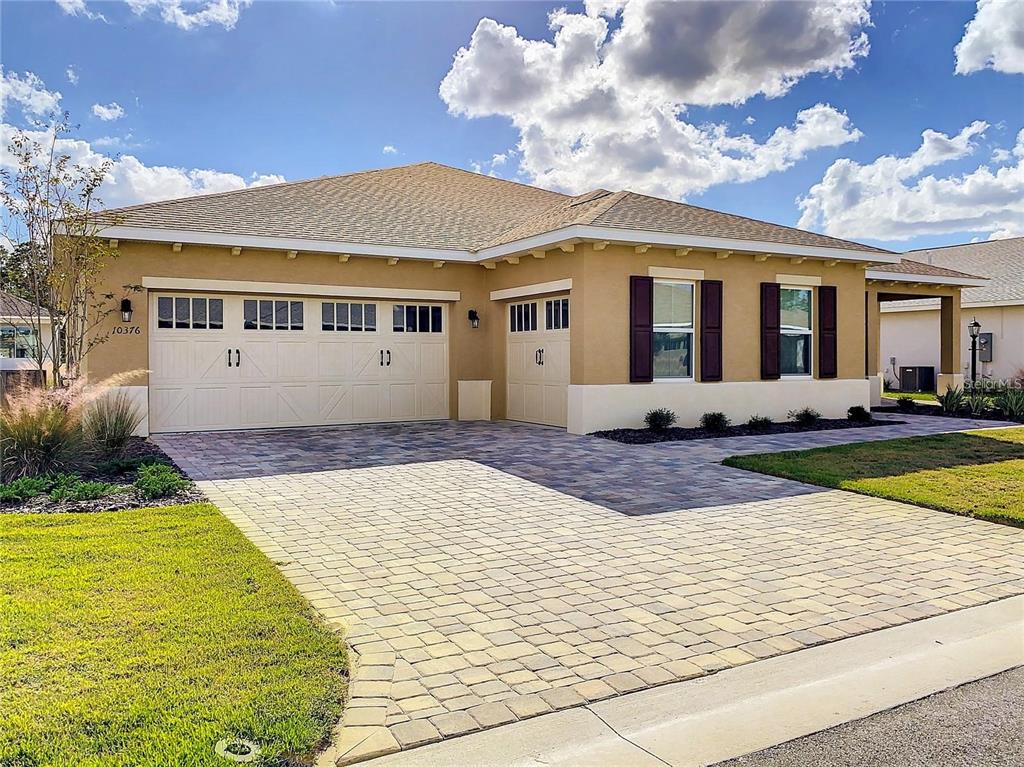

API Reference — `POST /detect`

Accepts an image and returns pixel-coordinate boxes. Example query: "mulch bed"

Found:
[593,418,900,445]
[875,402,1021,422]
[1,438,203,514]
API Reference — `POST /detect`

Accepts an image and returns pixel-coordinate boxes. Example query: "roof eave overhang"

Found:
[865,269,988,287]
[100,223,898,265]
[880,298,1022,313]
[476,225,899,263]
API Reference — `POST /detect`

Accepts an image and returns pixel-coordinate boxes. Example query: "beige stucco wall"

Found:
[882,304,1024,383]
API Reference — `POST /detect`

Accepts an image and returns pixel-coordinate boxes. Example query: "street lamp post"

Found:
[968,317,982,385]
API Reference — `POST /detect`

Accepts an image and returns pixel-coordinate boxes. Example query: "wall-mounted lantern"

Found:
[467,309,480,329]
[120,298,134,323]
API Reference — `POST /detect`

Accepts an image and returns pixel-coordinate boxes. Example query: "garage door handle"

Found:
[380,349,384,366]
[387,350,391,366]
[235,349,240,367]
[537,348,544,365]
[227,349,232,368]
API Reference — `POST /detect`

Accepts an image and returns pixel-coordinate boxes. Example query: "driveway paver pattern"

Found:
[155,418,1024,764]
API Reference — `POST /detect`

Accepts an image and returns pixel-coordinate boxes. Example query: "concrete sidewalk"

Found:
[360,595,1024,767]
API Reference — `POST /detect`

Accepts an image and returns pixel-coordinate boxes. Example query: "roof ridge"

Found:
[415,162,571,198]
[101,162,442,215]
[607,190,894,254]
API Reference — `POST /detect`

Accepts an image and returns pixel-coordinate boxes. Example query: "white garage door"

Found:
[149,293,448,433]
[506,295,570,427]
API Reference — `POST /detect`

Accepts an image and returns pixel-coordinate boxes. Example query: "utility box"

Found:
[980,332,994,363]
[900,366,936,393]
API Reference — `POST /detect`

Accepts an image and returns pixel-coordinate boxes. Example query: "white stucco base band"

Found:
[567,379,871,434]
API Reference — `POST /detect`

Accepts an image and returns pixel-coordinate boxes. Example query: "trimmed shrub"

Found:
[788,407,821,428]
[937,386,965,415]
[83,390,144,459]
[895,396,916,413]
[746,415,773,431]
[49,477,119,503]
[644,408,677,432]
[134,463,188,500]
[699,411,731,433]
[847,405,872,424]
[95,456,169,476]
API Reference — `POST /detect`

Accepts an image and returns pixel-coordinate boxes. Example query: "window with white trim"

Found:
[321,302,376,332]
[780,287,812,376]
[509,302,537,333]
[653,280,694,379]
[243,299,303,330]
[392,304,442,333]
[545,298,569,330]
[157,296,224,330]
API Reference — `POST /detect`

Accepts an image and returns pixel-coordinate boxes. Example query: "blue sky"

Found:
[2,1,1022,251]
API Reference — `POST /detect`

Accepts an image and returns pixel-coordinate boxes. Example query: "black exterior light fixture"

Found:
[968,316,982,383]
[120,298,134,323]
[468,309,480,329]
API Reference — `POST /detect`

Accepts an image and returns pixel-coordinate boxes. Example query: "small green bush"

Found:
[0,475,50,503]
[95,456,169,476]
[937,386,965,415]
[965,389,989,416]
[699,411,731,433]
[895,396,916,413]
[134,463,188,500]
[847,405,872,423]
[995,388,1024,421]
[84,391,144,459]
[746,415,773,431]
[644,408,677,432]
[50,478,120,503]
[789,407,822,428]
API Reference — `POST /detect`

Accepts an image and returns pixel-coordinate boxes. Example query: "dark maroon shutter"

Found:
[630,276,654,383]
[760,282,781,380]
[818,285,838,379]
[700,280,723,382]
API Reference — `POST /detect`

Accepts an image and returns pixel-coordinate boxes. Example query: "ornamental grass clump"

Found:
[995,387,1024,421]
[83,390,144,459]
[937,386,965,415]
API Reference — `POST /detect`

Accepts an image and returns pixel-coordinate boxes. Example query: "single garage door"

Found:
[149,293,448,433]
[506,295,570,427]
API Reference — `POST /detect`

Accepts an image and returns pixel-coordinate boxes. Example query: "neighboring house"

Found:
[881,238,1023,386]
[0,290,54,377]
[86,162,984,436]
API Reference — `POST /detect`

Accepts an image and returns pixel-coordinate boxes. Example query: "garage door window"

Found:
[545,298,569,330]
[321,302,377,332]
[509,302,537,332]
[393,304,442,333]
[158,296,223,330]
[244,299,304,331]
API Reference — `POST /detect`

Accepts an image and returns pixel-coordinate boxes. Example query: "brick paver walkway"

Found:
[155,417,1024,764]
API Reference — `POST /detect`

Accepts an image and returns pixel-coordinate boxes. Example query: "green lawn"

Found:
[883,391,938,403]
[724,427,1024,526]
[0,503,348,767]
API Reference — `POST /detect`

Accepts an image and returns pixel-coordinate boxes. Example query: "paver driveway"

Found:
[156,417,1024,764]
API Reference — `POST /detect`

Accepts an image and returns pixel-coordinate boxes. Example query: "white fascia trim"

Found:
[101,226,477,263]
[478,225,900,264]
[880,298,1023,313]
[865,269,988,287]
[0,315,52,324]
[489,279,573,302]
[142,276,461,302]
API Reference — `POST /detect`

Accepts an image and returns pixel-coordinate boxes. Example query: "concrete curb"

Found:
[360,595,1024,767]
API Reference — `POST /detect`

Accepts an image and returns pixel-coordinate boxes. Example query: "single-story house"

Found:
[882,237,1022,386]
[0,290,55,377]
[86,162,985,436]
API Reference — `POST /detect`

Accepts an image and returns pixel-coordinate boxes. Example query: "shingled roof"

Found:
[0,290,49,319]
[105,162,892,257]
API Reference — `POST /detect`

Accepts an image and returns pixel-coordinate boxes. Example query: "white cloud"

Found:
[797,122,1024,241]
[66,66,79,85]
[91,102,125,121]
[55,0,107,22]
[382,145,398,155]
[744,116,756,125]
[439,1,870,198]
[125,0,251,31]
[1,68,63,120]
[490,152,507,166]
[955,0,1024,75]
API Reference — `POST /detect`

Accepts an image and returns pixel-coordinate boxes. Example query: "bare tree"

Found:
[1,114,133,387]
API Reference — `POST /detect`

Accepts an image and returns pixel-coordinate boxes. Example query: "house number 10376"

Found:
[112,326,141,335]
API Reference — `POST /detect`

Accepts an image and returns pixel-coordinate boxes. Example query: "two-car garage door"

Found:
[149,293,448,433]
